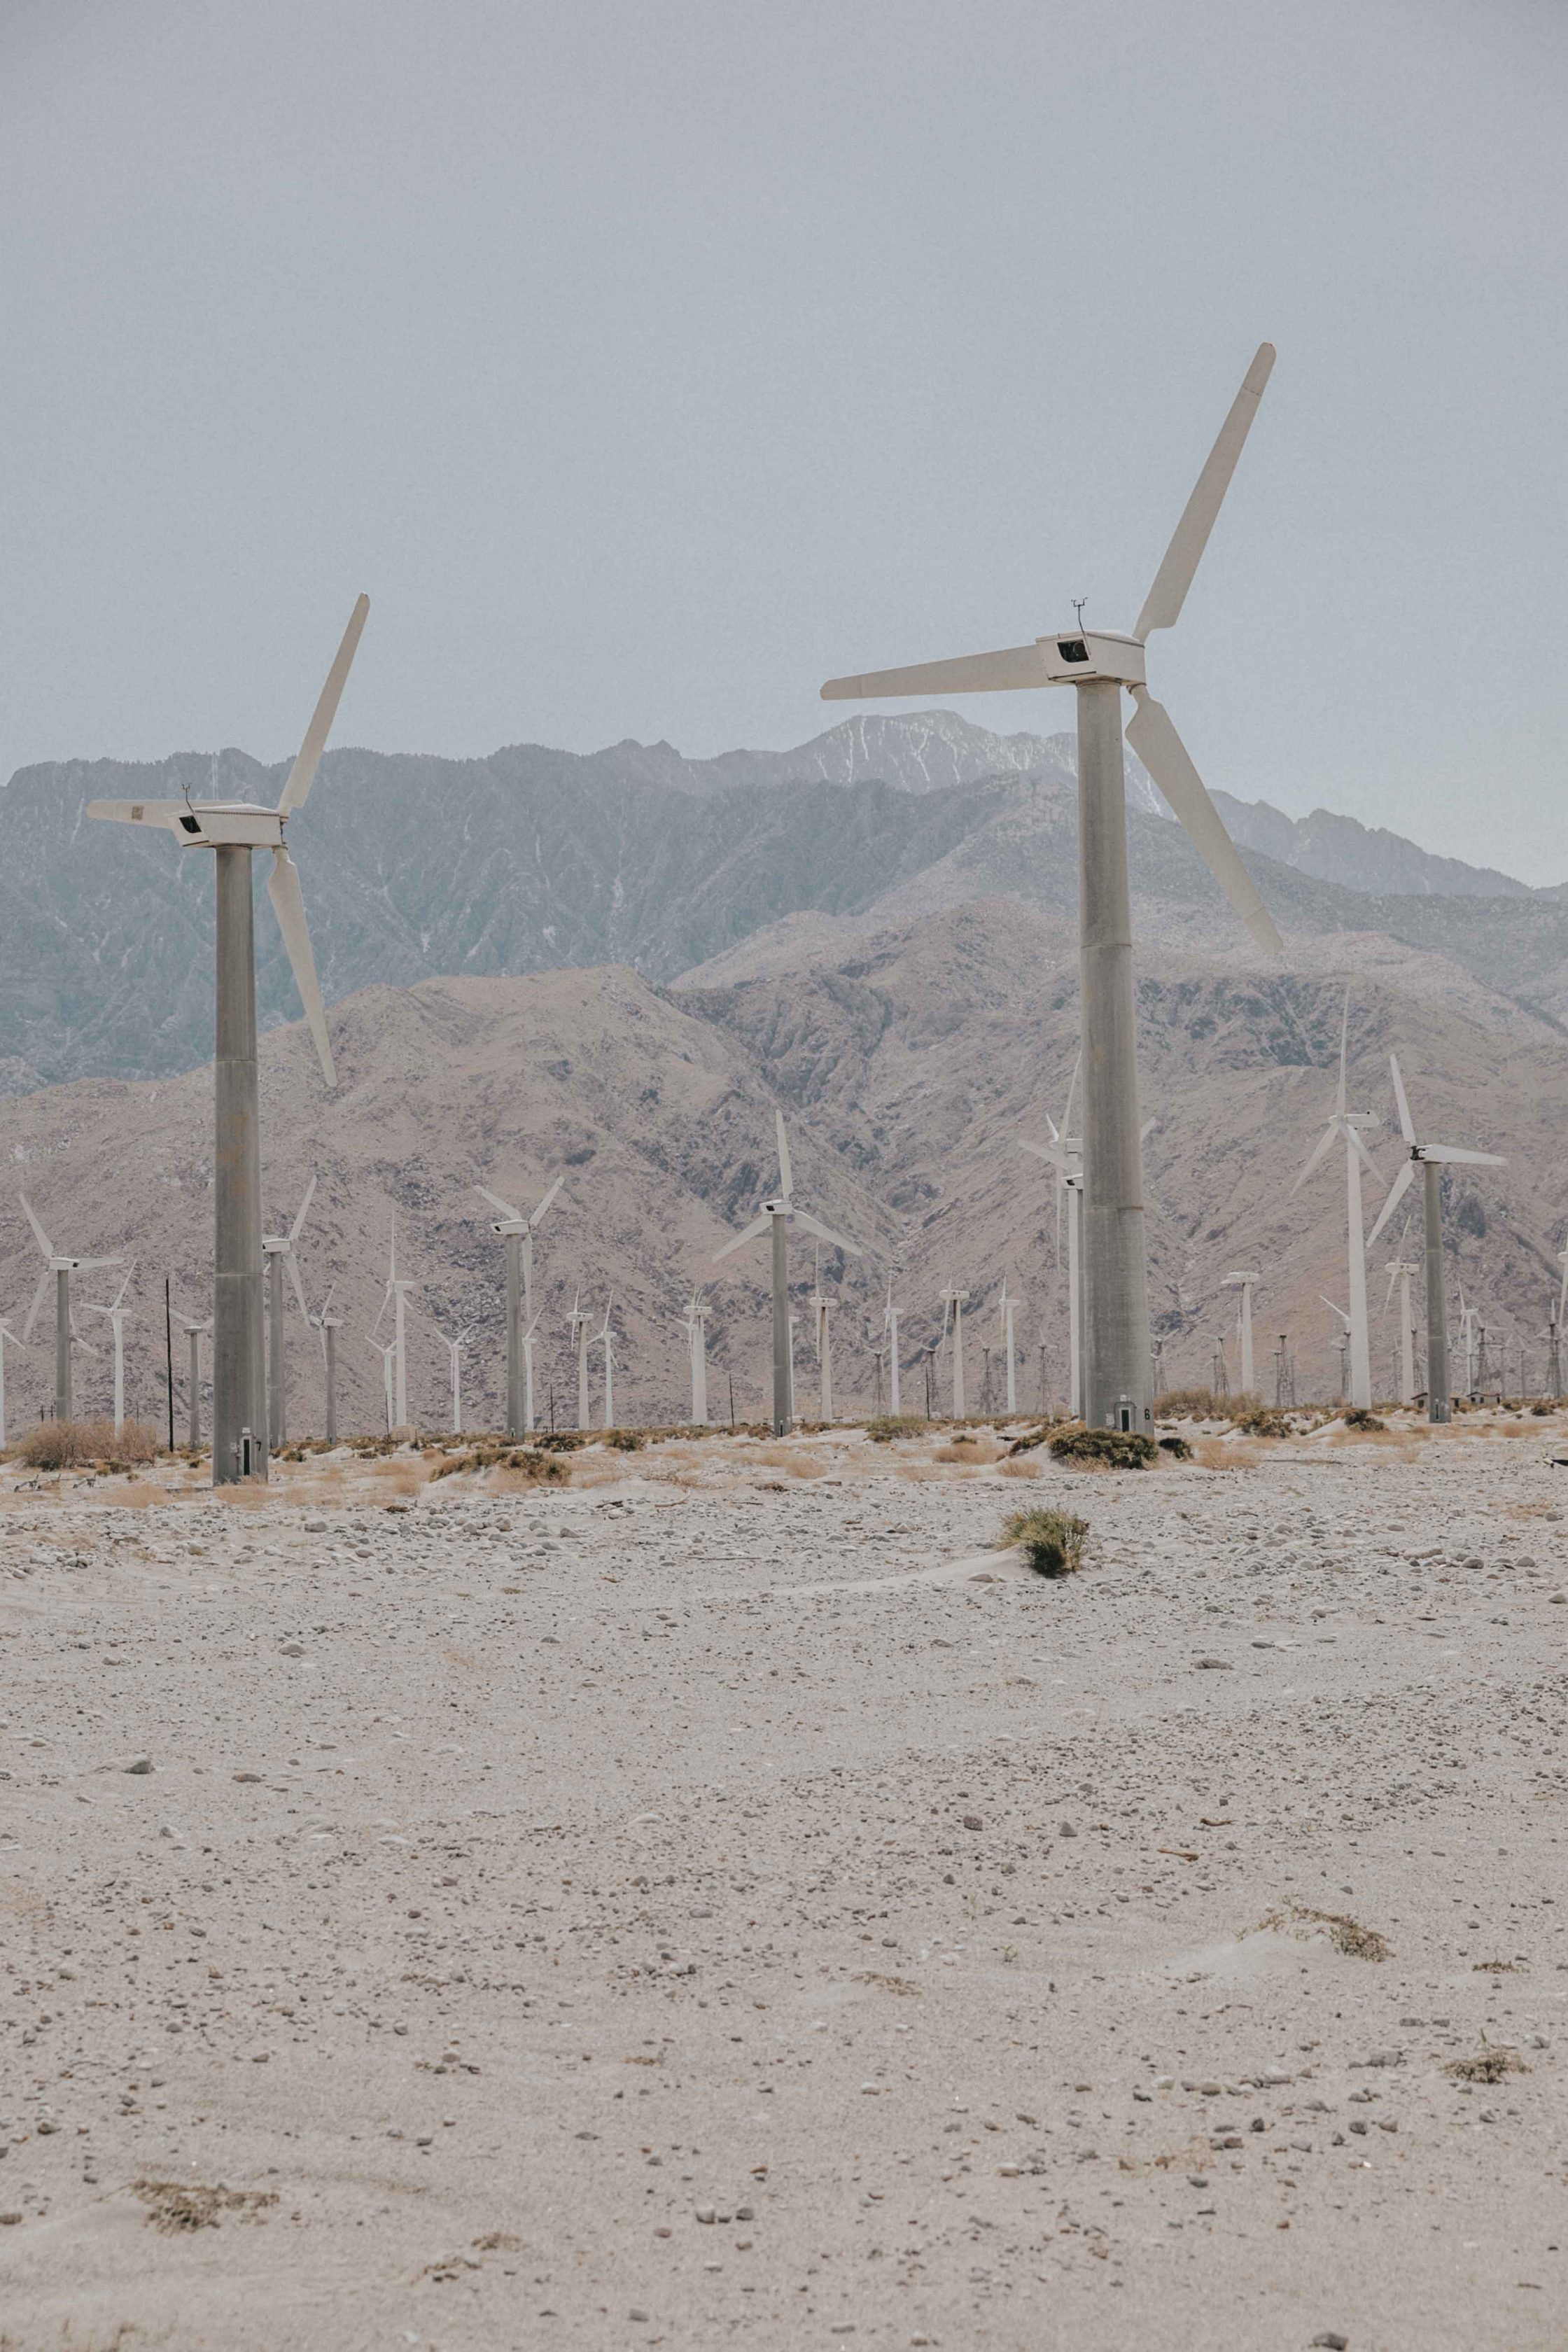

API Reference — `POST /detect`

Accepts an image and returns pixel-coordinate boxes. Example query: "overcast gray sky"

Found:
[4,0,1565,878]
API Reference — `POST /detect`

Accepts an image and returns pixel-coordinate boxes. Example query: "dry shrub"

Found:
[1445,2047,1527,2084]
[430,1446,568,1484]
[1192,1436,1264,1470]
[1000,1506,1088,1578]
[13,1418,161,1470]
[997,1456,1042,1480]
[134,2178,277,2232]
[1233,1405,1289,1438]
[1048,1424,1157,1470]
[1154,1387,1233,1420]
[1259,1903,1390,1961]
[867,1415,931,1443]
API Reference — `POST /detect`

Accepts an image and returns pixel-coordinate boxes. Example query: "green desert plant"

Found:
[605,1427,645,1452]
[1232,1405,1290,1438]
[1048,1424,1158,1470]
[999,1506,1089,1578]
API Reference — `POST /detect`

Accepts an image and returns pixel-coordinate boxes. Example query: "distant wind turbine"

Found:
[1292,991,1383,1412]
[594,1297,616,1428]
[263,1175,316,1448]
[372,1217,419,1432]
[80,1265,136,1435]
[308,1285,341,1447]
[19,1194,120,1424]
[369,1336,397,1436]
[176,1312,212,1449]
[568,1291,591,1429]
[0,1317,21,1450]
[997,1278,1021,1415]
[475,1173,564,1440]
[1382,1231,1420,1407]
[683,1290,710,1426]
[940,1284,969,1418]
[437,1323,472,1436]
[1018,1078,1084,1420]
[810,1251,834,1421]
[1364,1052,1506,1426]
[714,1112,860,1436]
[883,1280,902,1416]
[1222,1271,1259,1396]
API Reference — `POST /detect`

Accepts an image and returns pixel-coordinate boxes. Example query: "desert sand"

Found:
[0,1415,1564,2350]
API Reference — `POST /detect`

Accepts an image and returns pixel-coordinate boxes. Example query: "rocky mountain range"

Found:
[4,711,1566,1098]
[1,895,1561,1438]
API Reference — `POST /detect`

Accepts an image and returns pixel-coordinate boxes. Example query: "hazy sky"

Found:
[4,0,1566,878]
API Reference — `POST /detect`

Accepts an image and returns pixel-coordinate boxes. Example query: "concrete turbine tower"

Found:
[883,1279,902,1417]
[940,1284,969,1418]
[997,1278,1021,1415]
[0,1317,22,1450]
[262,1175,316,1449]
[682,1290,710,1426]
[1364,1053,1506,1426]
[308,1285,341,1447]
[714,1112,860,1436]
[1222,1272,1259,1396]
[1292,992,1385,1413]
[810,1250,835,1422]
[372,1218,419,1434]
[88,598,366,1481]
[19,1194,122,1424]
[475,1173,564,1440]
[822,347,1282,1432]
[176,1312,212,1449]
[594,1297,616,1429]
[568,1291,592,1429]
[1018,1070,1084,1420]
[80,1265,136,1436]
[1383,1245,1420,1407]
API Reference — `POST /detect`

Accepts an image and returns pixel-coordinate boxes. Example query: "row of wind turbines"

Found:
[23,337,1536,1478]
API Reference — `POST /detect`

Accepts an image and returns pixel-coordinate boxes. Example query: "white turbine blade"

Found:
[111,1264,134,1310]
[1140,1116,1158,1144]
[1290,1119,1339,1196]
[1364,1158,1415,1252]
[1345,1121,1381,1180]
[19,1194,53,1262]
[1336,985,1350,1118]
[714,1212,774,1264]
[1424,1145,1507,1167]
[775,1110,793,1200]
[288,1172,318,1247]
[285,1251,310,1322]
[530,1172,565,1227]
[1134,342,1275,638]
[476,1184,524,1222]
[276,594,370,816]
[267,845,336,1086]
[1389,1052,1415,1147]
[1125,690,1282,953]
[1063,1053,1080,1135]
[22,1267,50,1343]
[1017,1137,1069,1173]
[85,799,192,834]
[820,644,1051,701]
[792,1208,861,1257]
[74,1256,122,1271]
[1319,1294,1351,1329]
[1383,1262,1400,1314]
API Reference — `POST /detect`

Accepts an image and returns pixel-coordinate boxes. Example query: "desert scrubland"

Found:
[0,1414,1564,2350]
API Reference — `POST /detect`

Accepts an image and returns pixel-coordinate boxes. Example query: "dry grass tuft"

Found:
[133,2178,278,2232]
[1445,2046,1528,2083]
[866,1415,931,1443]
[430,1445,569,1484]
[1259,1903,1390,1961]
[999,1505,1088,1578]
[997,1457,1042,1480]
[9,1418,162,1470]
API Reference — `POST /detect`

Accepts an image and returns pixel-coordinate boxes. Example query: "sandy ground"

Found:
[0,1414,1564,2351]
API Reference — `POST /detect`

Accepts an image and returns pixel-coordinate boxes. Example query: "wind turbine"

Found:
[309,1285,341,1446]
[517,1307,544,1433]
[1382,1235,1420,1407]
[88,600,364,1481]
[810,1250,835,1421]
[683,1290,710,1425]
[997,1278,1021,1415]
[594,1296,616,1428]
[369,1336,396,1436]
[80,1266,136,1435]
[940,1284,969,1418]
[1292,992,1383,1412]
[372,1218,419,1432]
[475,1173,564,1440]
[0,1317,21,1450]
[1322,1297,1352,1403]
[1222,1271,1259,1396]
[568,1291,592,1428]
[1364,1053,1506,1427]
[1017,1060,1086,1417]
[824,346,1282,1433]
[262,1174,316,1448]
[438,1324,471,1435]
[1457,1286,1479,1401]
[176,1312,213,1449]
[713,1111,860,1436]
[883,1280,902,1416]
[18,1195,120,1424]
